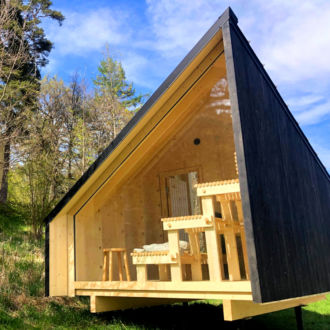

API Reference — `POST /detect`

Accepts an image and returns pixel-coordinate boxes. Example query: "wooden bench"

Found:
[131,250,208,281]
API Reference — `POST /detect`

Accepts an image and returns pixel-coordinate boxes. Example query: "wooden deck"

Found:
[74,280,253,300]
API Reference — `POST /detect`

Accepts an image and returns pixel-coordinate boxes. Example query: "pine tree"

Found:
[94,51,143,109]
[92,50,144,154]
[0,0,64,203]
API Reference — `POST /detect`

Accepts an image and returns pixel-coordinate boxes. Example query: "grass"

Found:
[0,206,330,329]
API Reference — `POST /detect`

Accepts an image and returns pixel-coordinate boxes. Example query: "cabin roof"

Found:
[44,7,238,224]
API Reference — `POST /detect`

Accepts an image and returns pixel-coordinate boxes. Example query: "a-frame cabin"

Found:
[45,8,330,321]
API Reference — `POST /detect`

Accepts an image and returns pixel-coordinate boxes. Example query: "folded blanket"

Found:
[133,240,189,253]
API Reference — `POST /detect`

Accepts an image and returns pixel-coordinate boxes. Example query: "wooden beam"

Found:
[188,231,203,281]
[202,196,223,281]
[132,251,177,265]
[162,215,212,230]
[224,230,241,280]
[196,180,239,197]
[78,289,252,301]
[90,295,190,313]
[223,294,326,321]
[74,280,252,292]
[168,230,183,281]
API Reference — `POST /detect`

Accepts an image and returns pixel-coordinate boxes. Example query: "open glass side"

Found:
[73,50,251,298]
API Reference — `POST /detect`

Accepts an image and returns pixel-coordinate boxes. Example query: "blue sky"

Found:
[42,0,330,171]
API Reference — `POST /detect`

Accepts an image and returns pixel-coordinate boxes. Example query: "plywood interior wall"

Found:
[75,53,238,281]
[75,200,103,281]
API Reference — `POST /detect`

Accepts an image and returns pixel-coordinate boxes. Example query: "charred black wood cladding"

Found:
[223,19,330,302]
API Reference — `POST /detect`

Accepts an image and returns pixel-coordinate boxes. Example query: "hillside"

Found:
[0,206,329,329]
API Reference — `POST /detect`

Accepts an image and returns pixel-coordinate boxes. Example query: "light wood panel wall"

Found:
[75,200,103,281]
[74,54,238,281]
[49,215,68,295]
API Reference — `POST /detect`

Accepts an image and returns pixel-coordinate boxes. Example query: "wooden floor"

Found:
[74,280,253,301]
[73,281,326,321]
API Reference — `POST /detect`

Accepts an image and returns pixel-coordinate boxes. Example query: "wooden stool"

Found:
[102,248,131,281]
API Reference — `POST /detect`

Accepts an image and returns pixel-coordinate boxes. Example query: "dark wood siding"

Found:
[223,19,330,303]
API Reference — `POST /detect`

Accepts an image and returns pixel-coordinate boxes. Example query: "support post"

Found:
[294,306,304,330]
[168,230,183,281]
[188,231,203,280]
[202,196,223,281]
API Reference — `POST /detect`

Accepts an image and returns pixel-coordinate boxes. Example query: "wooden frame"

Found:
[159,166,202,218]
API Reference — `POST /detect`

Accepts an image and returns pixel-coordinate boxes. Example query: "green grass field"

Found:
[0,206,329,329]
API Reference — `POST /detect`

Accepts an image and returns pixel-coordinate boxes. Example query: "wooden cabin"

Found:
[45,8,330,321]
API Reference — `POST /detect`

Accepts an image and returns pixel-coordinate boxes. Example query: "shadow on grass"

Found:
[94,301,330,330]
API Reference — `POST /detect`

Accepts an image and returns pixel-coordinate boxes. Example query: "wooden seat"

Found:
[102,248,131,281]
[131,250,172,282]
[131,228,205,282]
[131,249,208,282]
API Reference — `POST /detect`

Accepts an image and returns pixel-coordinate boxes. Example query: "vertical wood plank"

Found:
[109,251,113,281]
[136,265,147,282]
[158,265,169,281]
[202,196,223,281]
[102,251,108,281]
[224,231,241,280]
[188,231,203,280]
[117,252,123,281]
[49,215,68,296]
[123,251,131,281]
[67,214,75,297]
[168,230,183,281]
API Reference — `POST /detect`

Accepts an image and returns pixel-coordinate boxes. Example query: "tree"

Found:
[0,0,64,204]
[13,75,93,238]
[16,76,70,238]
[92,50,144,154]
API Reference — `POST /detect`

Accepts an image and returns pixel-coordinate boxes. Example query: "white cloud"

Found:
[42,57,58,76]
[145,0,330,127]
[120,52,153,89]
[146,0,229,58]
[295,101,330,125]
[246,0,330,84]
[46,8,129,56]
[43,0,330,130]
[287,95,324,111]
[309,141,330,171]
[286,94,330,127]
